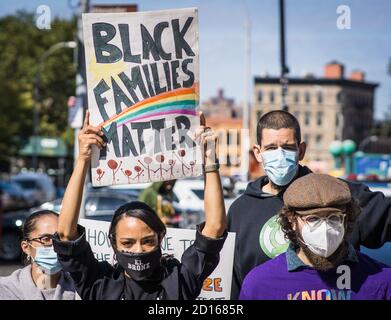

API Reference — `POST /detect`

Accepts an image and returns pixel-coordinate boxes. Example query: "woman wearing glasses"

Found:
[0,210,79,300]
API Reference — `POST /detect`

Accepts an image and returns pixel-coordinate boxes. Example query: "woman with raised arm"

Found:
[52,111,227,300]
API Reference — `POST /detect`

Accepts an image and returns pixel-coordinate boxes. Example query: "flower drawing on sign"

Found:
[107,159,122,184]
[134,165,144,183]
[165,159,176,178]
[175,149,190,176]
[121,168,133,184]
[138,156,153,182]
[189,160,196,175]
[96,168,105,183]
[153,154,165,180]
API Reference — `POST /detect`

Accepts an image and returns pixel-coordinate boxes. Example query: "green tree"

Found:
[0,11,76,161]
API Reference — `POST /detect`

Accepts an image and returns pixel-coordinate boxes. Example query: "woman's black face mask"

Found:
[115,246,162,281]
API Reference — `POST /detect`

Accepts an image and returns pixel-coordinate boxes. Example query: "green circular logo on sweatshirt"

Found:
[259,215,289,258]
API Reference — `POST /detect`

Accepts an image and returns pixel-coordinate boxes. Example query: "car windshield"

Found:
[85,195,129,216]
[13,179,37,189]
[98,196,128,211]
[191,189,205,200]
[237,188,246,195]
[0,182,21,193]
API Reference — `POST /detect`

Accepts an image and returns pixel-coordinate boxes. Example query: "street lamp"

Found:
[32,41,77,170]
[358,135,378,152]
[241,2,251,182]
[279,0,289,111]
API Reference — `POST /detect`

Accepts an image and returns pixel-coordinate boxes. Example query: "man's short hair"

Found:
[256,110,301,145]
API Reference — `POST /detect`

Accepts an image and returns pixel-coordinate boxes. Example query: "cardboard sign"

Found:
[79,218,236,300]
[82,8,202,186]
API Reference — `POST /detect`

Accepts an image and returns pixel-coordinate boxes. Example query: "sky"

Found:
[1,0,390,119]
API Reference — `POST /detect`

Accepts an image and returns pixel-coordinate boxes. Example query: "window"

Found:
[304,111,311,126]
[293,92,299,103]
[304,134,310,144]
[317,112,323,126]
[336,91,342,104]
[270,91,275,104]
[257,90,263,102]
[315,135,323,149]
[293,111,300,120]
[317,91,323,104]
[305,92,311,104]
[256,111,263,122]
[225,131,233,166]
[13,179,37,190]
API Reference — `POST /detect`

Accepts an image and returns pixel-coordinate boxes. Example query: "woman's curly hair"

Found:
[278,198,362,246]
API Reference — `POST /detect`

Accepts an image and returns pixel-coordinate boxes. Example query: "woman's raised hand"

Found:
[78,111,106,161]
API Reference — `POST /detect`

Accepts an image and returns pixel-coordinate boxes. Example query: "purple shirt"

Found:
[239,245,391,300]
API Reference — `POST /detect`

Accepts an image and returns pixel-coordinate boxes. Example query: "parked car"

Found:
[361,185,391,266]
[40,189,139,220]
[0,210,29,261]
[0,180,29,211]
[109,180,205,213]
[11,172,56,206]
[109,178,236,226]
[234,181,248,195]
[367,185,391,197]
[110,177,243,213]
[0,189,138,262]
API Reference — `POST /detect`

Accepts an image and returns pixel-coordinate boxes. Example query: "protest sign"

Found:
[82,8,202,186]
[79,218,236,300]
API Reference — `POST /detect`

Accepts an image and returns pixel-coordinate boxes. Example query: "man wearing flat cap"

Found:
[228,111,391,300]
[239,174,391,300]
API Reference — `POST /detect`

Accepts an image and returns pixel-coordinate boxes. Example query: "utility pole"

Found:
[74,0,89,163]
[241,5,251,182]
[75,0,90,218]
[279,0,289,111]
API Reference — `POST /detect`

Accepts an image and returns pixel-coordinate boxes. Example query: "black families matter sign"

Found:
[82,8,202,186]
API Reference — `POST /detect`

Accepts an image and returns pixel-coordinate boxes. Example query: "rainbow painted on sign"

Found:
[99,84,199,130]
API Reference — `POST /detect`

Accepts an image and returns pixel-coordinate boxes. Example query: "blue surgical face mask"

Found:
[261,147,299,186]
[31,246,63,275]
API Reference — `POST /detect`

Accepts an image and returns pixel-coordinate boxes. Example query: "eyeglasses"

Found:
[26,234,54,246]
[298,212,346,230]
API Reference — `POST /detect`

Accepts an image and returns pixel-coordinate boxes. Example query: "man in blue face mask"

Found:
[228,110,391,299]
[258,144,300,191]
[253,119,306,193]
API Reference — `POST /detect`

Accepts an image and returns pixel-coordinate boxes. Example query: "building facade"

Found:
[202,89,244,177]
